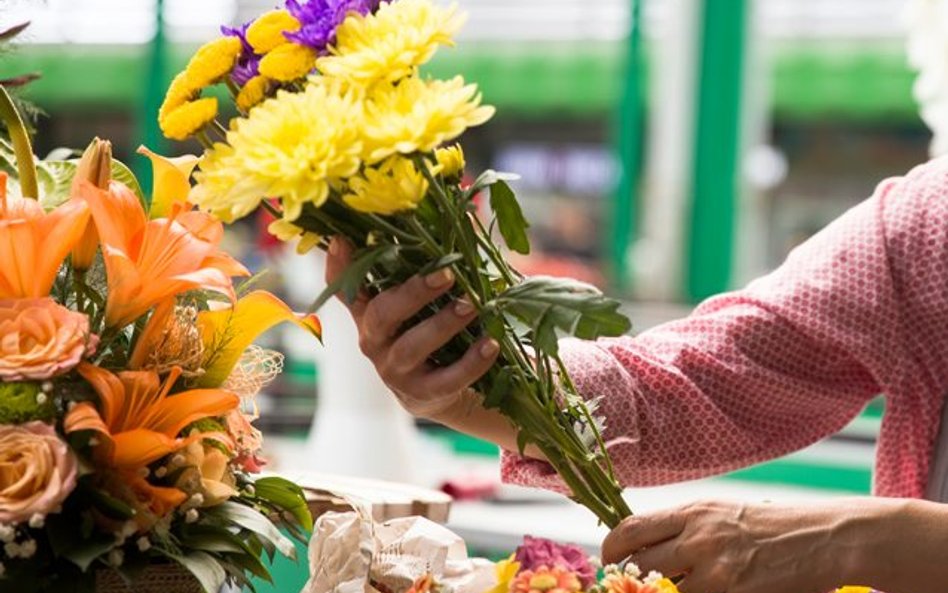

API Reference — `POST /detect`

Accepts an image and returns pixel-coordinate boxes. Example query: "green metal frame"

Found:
[609,0,644,291]
[686,0,747,302]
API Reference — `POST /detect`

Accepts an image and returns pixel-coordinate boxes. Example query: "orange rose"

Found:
[0,298,95,381]
[0,421,78,524]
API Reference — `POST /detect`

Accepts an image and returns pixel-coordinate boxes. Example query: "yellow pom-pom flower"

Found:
[268,218,322,254]
[316,0,465,87]
[160,71,196,121]
[246,9,301,54]
[237,75,272,112]
[435,143,465,179]
[186,36,243,90]
[191,81,363,222]
[259,43,319,82]
[362,76,494,164]
[343,156,432,215]
[159,97,218,141]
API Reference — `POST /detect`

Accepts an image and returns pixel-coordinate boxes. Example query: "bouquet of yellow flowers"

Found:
[0,83,318,592]
[162,0,633,528]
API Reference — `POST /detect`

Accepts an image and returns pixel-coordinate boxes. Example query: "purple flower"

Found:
[284,0,379,53]
[513,536,597,589]
[221,22,261,86]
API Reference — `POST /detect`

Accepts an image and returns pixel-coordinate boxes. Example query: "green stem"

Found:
[0,85,37,199]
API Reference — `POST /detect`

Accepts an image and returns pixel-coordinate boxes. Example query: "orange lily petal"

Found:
[63,401,110,435]
[77,362,127,429]
[110,428,181,468]
[143,388,240,437]
[196,290,322,387]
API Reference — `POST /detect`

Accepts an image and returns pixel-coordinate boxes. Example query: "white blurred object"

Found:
[906,0,948,156]
[303,509,495,593]
[278,250,420,484]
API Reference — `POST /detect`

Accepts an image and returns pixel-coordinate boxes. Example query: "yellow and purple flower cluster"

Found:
[161,0,490,251]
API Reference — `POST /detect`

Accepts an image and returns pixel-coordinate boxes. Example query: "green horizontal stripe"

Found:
[0,41,921,120]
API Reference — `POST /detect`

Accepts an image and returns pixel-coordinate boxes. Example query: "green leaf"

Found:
[483,367,513,409]
[35,159,76,209]
[111,158,146,208]
[253,476,313,532]
[309,244,395,313]
[167,551,227,593]
[216,501,296,560]
[61,536,117,572]
[418,253,463,277]
[180,524,250,554]
[488,179,530,255]
[490,276,632,356]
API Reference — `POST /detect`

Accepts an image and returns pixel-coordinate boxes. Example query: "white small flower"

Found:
[118,521,137,541]
[40,381,53,393]
[0,525,14,543]
[137,467,150,478]
[624,562,642,578]
[245,485,255,496]
[154,466,168,478]
[171,454,186,467]
[28,514,44,530]
[35,393,48,405]
[643,571,664,585]
[588,555,602,569]
[88,437,100,447]
[189,493,205,508]
[108,548,124,567]
[18,540,36,559]
[3,543,19,559]
[185,509,199,524]
[136,537,151,552]
[602,564,620,576]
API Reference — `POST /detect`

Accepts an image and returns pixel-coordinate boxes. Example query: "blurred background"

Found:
[0,0,929,577]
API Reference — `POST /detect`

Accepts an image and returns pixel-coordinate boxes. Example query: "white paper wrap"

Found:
[303,507,496,593]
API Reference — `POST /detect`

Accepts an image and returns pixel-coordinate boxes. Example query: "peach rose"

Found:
[0,422,78,524]
[0,298,95,381]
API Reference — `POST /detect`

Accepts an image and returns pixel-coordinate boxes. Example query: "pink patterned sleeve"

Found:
[502,158,948,493]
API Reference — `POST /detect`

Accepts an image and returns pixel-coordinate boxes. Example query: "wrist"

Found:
[837,497,914,587]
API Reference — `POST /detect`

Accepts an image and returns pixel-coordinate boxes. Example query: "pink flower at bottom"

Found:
[0,421,78,524]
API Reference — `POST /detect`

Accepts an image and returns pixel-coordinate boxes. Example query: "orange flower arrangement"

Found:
[0,81,320,591]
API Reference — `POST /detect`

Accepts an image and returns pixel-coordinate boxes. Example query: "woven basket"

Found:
[95,563,203,593]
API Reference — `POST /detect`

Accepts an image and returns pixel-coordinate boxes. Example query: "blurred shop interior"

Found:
[0,0,921,558]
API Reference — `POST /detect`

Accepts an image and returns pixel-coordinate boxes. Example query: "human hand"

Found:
[601,498,900,593]
[325,236,501,422]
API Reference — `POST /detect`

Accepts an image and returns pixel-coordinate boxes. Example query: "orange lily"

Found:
[196,290,321,387]
[77,179,249,328]
[0,172,90,298]
[70,138,113,271]
[64,362,239,470]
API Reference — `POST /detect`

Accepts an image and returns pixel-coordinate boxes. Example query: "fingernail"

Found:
[328,238,340,255]
[425,268,454,289]
[454,299,475,316]
[479,339,499,358]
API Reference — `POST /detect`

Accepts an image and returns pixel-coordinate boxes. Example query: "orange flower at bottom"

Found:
[64,362,239,514]
[512,566,582,593]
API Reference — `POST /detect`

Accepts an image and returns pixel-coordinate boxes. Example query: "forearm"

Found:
[435,389,547,461]
[851,498,948,593]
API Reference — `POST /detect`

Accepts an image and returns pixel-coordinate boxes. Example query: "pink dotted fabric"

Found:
[501,157,948,499]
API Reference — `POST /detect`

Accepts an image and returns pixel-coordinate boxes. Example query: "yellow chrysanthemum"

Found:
[268,219,322,254]
[651,577,680,593]
[361,76,494,164]
[246,9,301,54]
[186,36,243,90]
[237,75,272,112]
[343,156,432,215]
[191,81,363,222]
[160,71,196,121]
[259,43,319,82]
[435,143,465,179]
[159,98,218,141]
[316,0,465,87]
